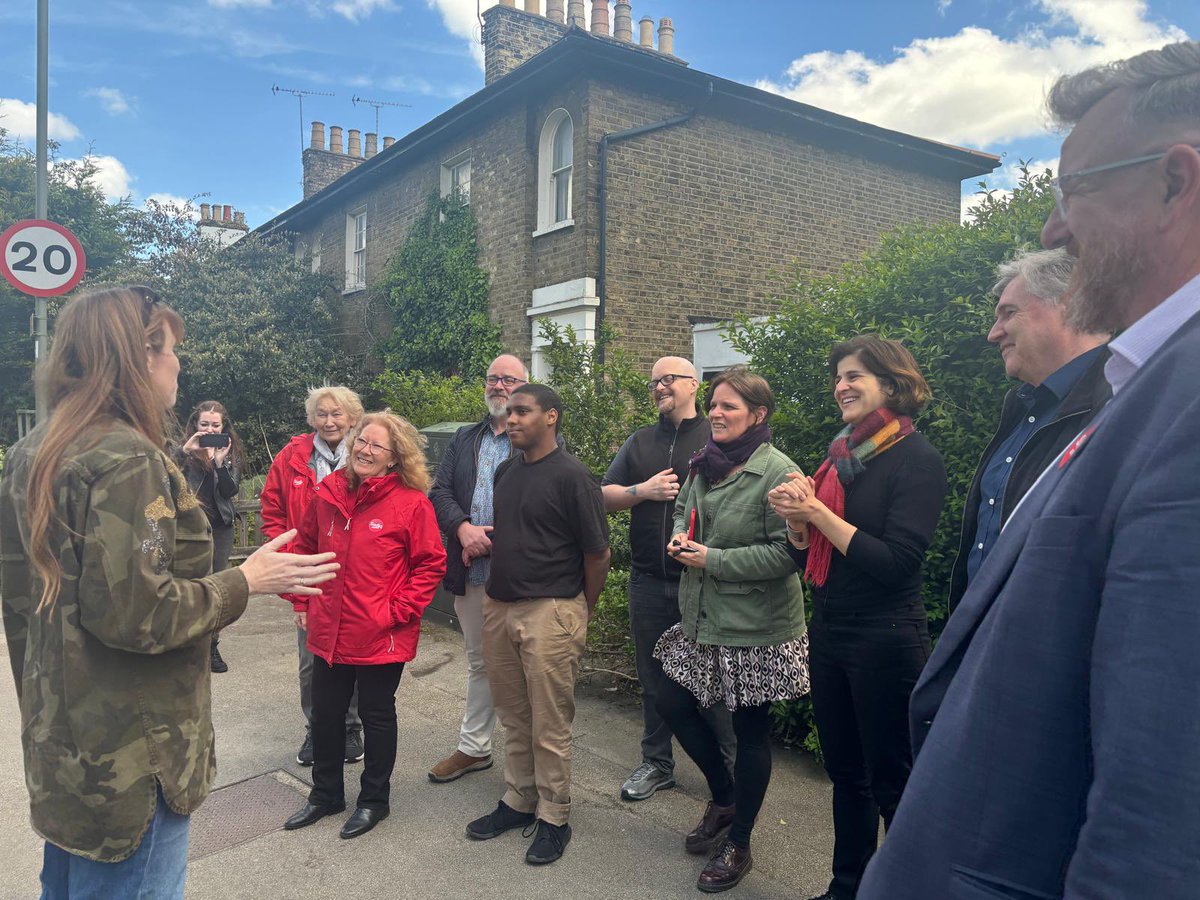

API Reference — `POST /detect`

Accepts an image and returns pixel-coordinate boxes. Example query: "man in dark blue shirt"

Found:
[948,248,1111,613]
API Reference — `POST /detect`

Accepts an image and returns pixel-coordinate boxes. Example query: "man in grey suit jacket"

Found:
[859,41,1200,900]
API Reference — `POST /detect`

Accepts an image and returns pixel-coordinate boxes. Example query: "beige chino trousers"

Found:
[482,593,587,826]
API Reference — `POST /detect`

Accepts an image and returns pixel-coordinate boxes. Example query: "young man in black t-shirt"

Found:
[464,384,610,865]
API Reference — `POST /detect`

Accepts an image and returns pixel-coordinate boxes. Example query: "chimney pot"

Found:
[638,15,653,47]
[524,0,541,12]
[223,205,233,222]
[567,0,585,27]
[310,120,325,150]
[545,0,564,23]
[591,0,610,35]
[329,125,344,154]
[657,16,674,55]
[383,136,395,149]
[499,0,516,6]
[347,128,362,158]
[200,203,211,220]
[365,132,378,158]
[613,0,632,41]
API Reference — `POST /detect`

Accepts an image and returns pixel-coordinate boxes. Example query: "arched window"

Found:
[537,109,573,233]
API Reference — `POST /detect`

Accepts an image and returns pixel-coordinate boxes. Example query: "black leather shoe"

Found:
[697,839,753,893]
[210,640,228,674]
[283,801,345,830]
[685,801,736,854]
[339,806,389,839]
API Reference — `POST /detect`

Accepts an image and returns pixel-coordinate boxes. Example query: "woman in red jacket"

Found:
[282,411,447,840]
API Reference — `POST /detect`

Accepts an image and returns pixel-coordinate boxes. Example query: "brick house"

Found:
[256,0,998,378]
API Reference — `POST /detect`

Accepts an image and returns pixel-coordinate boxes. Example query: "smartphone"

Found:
[199,433,231,448]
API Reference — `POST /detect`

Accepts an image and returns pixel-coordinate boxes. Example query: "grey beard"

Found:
[486,395,508,418]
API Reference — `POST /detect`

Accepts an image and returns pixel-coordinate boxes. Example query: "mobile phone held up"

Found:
[199,433,231,448]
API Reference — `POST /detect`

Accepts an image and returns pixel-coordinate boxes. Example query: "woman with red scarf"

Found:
[769,336,946,900]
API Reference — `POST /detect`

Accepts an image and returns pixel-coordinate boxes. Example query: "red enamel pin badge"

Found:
[1058,424,1098,469]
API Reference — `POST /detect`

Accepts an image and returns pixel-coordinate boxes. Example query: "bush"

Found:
[373,370,483,429]
[734,166,1056,747]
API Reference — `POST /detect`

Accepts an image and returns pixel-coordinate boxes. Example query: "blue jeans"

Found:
[40,786,190,899]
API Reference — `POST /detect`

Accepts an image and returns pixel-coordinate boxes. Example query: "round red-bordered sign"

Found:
[1,219,87,298]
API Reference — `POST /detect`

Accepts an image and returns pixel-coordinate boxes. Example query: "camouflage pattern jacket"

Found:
[0,422,249,862]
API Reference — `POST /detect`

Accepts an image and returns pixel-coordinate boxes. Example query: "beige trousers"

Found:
[482,593,588,826]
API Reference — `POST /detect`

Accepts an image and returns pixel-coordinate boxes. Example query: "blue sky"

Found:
[1,0,1195,226]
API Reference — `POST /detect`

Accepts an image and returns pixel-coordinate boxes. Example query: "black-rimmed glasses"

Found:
[485,375,526,387]
[647,374,695,391]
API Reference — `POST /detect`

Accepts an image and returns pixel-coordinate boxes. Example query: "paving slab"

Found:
[0,595,835,899]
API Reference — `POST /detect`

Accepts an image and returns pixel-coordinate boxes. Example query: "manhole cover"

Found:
[188,771,309,861]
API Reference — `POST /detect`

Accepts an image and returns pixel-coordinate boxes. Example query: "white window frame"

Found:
[534,109,574,236]
[345,209,367,293]
[440,150,473,205]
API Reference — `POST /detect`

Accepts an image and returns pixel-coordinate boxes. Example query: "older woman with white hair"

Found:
[261,385,366,767]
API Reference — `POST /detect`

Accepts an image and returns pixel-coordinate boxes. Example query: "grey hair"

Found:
[1048,40,1200,129]
[992,248,1075,306]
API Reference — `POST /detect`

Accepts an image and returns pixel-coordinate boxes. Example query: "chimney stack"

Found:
[545,0,564,22]
[657,17,675,55]
[200,203,211,220]
[499,0,516,6]
[591,0,610,35]
[310,120,325,150]
[524,0,541,12]
[223,204,233,222]
[567,0,585,27]
[613,0,632,41]
[234,211,246,226]
[347,128,362,158]
[365,132,378,158]
[638,16,654,47]
[329,125,344,154]
[383,135,395,149]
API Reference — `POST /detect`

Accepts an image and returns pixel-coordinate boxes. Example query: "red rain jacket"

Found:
[290,469,446,666]
[259,433,319,550]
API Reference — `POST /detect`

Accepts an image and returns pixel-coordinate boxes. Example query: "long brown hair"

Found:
[27,284,185,610]
[183,400,245,472]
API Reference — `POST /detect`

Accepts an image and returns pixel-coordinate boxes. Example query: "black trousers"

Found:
[656,676,773,848]
[209,523,234,647]
[808,612,930,900]
[309,660,405,810]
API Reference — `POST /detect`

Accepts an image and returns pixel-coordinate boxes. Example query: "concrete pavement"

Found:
[0,595,836,899]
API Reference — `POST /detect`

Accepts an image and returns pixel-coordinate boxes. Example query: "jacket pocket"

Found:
[950,865,1060,900]
[708,579,766,637]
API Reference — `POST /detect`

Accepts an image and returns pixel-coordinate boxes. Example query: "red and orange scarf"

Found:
[805,408,914,587]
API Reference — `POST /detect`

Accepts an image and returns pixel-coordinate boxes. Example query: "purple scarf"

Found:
[689,422,772,482]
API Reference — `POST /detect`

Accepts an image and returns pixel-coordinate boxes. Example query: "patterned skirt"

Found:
[653,623,811,711]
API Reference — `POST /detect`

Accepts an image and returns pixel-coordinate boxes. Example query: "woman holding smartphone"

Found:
[179,400,245,673]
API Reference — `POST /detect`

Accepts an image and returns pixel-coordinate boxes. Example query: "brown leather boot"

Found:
[697,839,753,893]
[685,800,736,854]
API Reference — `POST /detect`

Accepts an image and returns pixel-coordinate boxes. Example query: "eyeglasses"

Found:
[1050,145,1200,217]
[647,374,695,391]
[353,437,393,455]
[485,375,527,387]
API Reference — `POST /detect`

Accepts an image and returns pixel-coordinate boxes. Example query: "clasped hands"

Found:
[768,471,821,540]
[458,520,494,567]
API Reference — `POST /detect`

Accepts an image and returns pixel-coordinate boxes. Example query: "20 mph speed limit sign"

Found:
[1,219,86,297]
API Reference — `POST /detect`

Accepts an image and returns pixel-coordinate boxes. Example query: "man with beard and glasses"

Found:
[947,248,1110,615]
[858,40,1200,900]
[427,355,529,785]
[602,358,736,803]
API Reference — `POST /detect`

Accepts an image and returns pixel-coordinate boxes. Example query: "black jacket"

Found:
[947,349,1111,613]
[428,417,564,595]
[602,414,710,579]
[179,456,240,528]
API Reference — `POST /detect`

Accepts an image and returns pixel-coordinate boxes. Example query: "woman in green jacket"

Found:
[654,366,809,894]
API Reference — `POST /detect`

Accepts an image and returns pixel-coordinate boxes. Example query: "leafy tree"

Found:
[373,370,483,429]
[375,190,501,378]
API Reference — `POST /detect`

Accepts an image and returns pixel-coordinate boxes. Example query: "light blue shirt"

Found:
[1106,272,1200,395]
[467,428,511,585]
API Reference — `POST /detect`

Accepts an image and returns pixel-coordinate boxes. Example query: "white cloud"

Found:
[332,0,397,21]
[426,0,499,68]
[937,0,952,13]
[0,98,81,143]
[84,87,133,116]
[756,0,1189,148]
[56,154,135,202]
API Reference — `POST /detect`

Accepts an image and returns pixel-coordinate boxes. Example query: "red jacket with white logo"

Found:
[259,433,319,550]
[290,469,447,666]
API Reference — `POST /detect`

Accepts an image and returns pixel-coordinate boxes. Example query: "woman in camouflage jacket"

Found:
[0,285,340,898]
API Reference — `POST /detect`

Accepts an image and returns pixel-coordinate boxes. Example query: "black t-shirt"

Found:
[486,448,609,601]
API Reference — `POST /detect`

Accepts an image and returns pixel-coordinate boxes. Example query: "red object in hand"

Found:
[687,508,697,542]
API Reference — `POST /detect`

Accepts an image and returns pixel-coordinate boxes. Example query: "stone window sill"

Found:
[531,219,575,239]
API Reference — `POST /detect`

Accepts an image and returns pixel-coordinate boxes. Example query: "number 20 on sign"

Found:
[1,219,86,298]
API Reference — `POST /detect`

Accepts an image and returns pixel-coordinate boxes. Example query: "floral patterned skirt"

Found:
[653,623,811,711]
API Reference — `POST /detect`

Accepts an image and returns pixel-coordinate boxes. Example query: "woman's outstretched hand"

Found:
[239,530,338,596]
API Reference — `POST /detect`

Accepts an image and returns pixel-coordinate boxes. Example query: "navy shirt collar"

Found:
[1016,345,1105,408]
